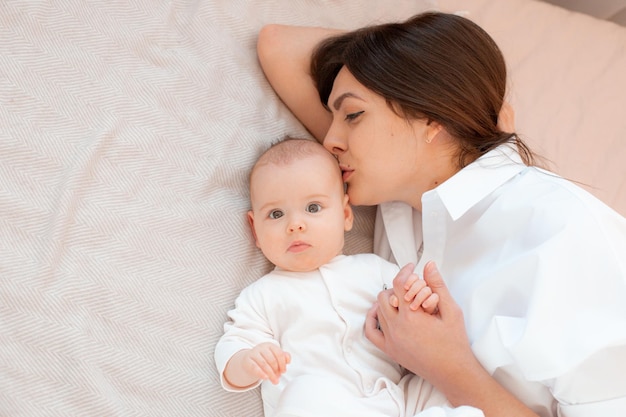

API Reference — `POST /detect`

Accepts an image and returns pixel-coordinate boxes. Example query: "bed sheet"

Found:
[1,0,625,416]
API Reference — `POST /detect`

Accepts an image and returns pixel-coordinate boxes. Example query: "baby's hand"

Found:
[390,270,439,314]
[242,342,291,385]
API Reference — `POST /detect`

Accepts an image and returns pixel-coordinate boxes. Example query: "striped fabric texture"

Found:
[0,1,434,415]
[1,0,625,416]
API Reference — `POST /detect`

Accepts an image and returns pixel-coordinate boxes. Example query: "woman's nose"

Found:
[323,124,346,155]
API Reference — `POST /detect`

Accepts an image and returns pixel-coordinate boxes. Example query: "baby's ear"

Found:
[343,194,354,232]
[247,211,260,247]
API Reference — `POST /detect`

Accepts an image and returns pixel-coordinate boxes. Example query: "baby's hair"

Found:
[255,137,325,167]
[249,136,343,193]
[251,136,338,176]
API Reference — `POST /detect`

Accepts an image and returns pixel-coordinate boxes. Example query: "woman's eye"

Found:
[269,210,284,219]
[345,110,364,122]
[306,203,322,213]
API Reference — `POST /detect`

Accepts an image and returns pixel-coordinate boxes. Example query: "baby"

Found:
[214,138,480,417]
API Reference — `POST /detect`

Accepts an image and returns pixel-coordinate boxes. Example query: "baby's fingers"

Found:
[403,272,421,294]
[274,348,291,375]
[406,280,429,309]
[263,345,291,384]
[421,293,440,315]
[255,354,280,384]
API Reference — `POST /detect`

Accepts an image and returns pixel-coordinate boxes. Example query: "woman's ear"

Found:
[247,211,260,247]
[343,194,354,232]
[497,101,515,132]
[425,120,443,144]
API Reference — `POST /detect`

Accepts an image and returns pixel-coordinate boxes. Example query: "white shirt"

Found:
[214,254,405,417]
[374,144,626,416]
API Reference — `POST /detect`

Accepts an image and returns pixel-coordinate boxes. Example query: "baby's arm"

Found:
[223,342,291,388]
[391,271,439,314]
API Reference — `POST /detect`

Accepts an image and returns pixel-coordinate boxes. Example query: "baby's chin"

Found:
[277,263,324,273]
[275,257,330,273]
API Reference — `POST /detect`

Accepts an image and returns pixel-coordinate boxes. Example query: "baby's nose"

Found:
[288,220,306,233]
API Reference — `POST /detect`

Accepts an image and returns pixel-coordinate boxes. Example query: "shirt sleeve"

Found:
[469,186,626,413]
[470,252,626,414]
[214,280,278,392]
[553,344,626,416]
[558,397,626,417]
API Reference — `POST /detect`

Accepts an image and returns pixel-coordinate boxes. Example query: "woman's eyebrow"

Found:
[332,92,363,110]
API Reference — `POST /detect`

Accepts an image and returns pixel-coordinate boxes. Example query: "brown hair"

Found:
[311,11,536,168]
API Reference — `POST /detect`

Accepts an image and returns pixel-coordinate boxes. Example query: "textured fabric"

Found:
[1,0,625,416]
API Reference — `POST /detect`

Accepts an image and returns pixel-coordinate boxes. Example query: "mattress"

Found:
[1,0,625,415]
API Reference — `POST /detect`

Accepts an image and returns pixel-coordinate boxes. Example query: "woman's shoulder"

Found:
[502,166,626,238]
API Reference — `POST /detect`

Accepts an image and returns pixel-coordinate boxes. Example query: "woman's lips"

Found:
[340,165,353,182]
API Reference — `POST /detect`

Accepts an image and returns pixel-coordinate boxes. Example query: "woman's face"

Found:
[323,67,456,210]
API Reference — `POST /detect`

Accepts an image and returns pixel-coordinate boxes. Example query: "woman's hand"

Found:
[366,262,473,385]
[365,261,539,417]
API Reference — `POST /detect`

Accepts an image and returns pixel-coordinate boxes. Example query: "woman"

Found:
[257,11,626,417]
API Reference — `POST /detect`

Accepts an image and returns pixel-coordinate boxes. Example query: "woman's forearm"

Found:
[257,24,341,142]
[437,356,539,417]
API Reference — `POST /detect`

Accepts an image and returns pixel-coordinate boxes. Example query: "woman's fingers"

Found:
[364,302,386,350]
[393,263,416,292]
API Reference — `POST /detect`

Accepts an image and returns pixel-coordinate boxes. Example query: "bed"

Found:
[1,0,625,415]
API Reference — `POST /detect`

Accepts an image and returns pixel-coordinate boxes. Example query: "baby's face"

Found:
[248,153,352,272]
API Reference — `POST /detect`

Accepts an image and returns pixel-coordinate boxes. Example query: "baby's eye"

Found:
[269,209,284,219]
[306,203,322,213]
[345,111,364,122]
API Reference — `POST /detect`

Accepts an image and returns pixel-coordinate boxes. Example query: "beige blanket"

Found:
[1,0,625,415]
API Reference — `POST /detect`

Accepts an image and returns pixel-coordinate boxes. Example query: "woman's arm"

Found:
[257,24,341,142]
[366,262,539,417]
[257,24,516,143]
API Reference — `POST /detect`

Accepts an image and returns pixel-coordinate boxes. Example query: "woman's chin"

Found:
[347,190,378,207]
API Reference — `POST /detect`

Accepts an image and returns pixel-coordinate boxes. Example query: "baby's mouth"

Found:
[288,241,310,253]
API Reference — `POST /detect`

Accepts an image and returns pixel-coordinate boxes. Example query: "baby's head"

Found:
[248,138,353,272]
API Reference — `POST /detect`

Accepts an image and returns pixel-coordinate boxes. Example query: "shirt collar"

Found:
[432,144,527,221]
